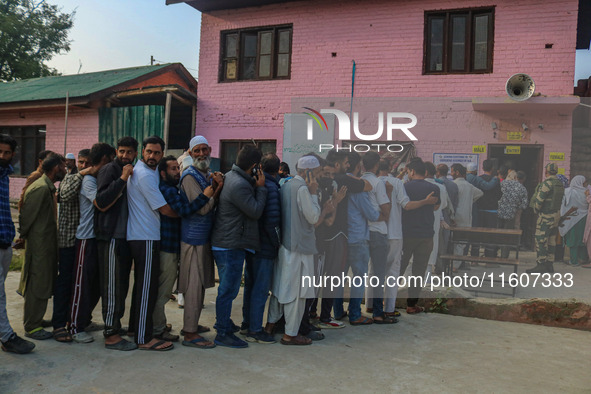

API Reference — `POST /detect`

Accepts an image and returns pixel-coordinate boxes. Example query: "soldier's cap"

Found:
[545,162,558,175]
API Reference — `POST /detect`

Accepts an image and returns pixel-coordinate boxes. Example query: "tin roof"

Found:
[0,64,171,104]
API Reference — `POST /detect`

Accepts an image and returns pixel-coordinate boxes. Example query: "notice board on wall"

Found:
[433,153,479,169]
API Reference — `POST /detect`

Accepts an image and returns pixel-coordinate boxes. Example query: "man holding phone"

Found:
[211,144,267,348]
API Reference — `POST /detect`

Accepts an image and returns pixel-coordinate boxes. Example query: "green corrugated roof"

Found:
[0,64,171,104]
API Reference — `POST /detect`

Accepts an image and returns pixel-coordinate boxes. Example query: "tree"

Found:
[0,0,74,81]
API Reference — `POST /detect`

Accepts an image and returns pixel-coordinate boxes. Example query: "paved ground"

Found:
[2,271,591,393]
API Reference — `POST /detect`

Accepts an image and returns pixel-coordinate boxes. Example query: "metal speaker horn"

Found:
[506,74,535,101]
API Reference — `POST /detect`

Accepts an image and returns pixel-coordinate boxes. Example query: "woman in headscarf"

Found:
[582,186,591,268]
[559,175,589,266]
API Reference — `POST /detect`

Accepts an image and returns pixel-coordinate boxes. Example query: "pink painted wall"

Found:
[195,0,578,176]
[0,108,98,198]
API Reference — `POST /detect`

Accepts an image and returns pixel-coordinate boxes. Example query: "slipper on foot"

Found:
[373,316,398,324]
[406,306,425,314]
[105,339,138,351]
[72,331,94,343]
[139,340,174,351]
[182,337,215,349]
[25,329,52,340]
[350,317,374,326]
[52,327,73,343]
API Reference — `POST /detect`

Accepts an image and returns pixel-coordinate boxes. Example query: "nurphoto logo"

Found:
[303,107,418,153]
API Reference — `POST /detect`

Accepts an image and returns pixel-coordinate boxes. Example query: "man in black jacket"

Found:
[95,137,137,351]
[211,144,267,348]
[240,153,280,344]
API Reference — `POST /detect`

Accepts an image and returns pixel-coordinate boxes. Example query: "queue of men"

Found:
[0,131,565,353]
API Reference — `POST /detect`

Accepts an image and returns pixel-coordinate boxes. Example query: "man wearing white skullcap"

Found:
[266,154,332,346]
[178,136,223,348]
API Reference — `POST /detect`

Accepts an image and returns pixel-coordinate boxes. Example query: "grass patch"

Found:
[9,250,23,271]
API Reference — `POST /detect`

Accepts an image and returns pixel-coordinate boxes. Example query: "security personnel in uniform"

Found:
[526,163,564,274]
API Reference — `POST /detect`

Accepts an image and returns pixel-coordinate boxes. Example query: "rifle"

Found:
[558,206,578,227]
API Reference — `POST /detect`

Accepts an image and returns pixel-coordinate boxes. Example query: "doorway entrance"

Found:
[488,144,544,249]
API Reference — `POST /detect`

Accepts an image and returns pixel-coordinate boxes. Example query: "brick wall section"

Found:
[0,108,98,198]
[195,0,578,170]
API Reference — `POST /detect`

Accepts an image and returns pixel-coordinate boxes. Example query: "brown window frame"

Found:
[219,25,292,82]
[0,125,46,177]
[219,139,277,173]
[424,7,494,74]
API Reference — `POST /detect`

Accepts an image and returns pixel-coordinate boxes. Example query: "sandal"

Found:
[139,340,174,351]
[350,317,373,326]
[280,335,312,346]
[581,263,591,269]
[385,311,401,318]
[25,328,53,340]
[155,331,179,342]
[105,338,137,351]
[406,306,425,314]
[182,337,215,349]
[373,316,398,324]
[52,327,73,343]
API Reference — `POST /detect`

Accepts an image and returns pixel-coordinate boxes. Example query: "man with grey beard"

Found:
[178,136,224,348]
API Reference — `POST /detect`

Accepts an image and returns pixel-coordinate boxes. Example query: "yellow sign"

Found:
[549,152,565,161]
[472,145,486,154]
[507,132,522,141]
[504,146,521,154]
[558,168,565,175]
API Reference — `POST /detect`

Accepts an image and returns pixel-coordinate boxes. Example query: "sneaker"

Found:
[316,319,345,329]
[72,331,94,343]
[1,334,35,354]
[214,333,248,348]
[245,331,276,344]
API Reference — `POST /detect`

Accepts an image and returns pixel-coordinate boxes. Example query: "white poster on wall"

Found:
[433,153,479,169]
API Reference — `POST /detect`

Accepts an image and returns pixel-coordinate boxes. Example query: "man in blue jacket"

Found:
[241,153,281,344]
[211,144,267,348]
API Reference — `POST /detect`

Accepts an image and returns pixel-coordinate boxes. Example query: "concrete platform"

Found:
[2,271,590,393]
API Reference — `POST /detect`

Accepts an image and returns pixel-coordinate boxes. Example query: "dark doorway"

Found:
[488,144,544,249]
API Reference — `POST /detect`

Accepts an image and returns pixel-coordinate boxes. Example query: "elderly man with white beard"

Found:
[178,136,224,348]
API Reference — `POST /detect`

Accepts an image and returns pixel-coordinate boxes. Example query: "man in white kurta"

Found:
[267,156,322,345]
[451,164,483,269]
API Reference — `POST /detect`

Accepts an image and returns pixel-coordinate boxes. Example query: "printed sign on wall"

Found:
[504,146,521,154]
[549,152,565,161]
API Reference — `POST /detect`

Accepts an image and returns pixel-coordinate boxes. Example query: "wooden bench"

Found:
[439,226,522,297]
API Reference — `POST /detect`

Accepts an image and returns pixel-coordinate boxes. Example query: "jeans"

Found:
[52,246,75,329]
[213,249,245,335]
[242,254,274,333]
[369,231,389,318]
[0,247,14,342]
[345,241,370,322]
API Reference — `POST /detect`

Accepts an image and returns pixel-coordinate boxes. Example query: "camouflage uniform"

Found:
[529,164,564,266]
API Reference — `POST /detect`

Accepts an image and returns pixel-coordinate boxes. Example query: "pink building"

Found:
[170,0,588,179]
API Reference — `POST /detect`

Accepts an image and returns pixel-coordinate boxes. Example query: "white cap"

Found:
[467,163,478,172]
[297,156,320,170]
[189,135,209,151]
[65,153,76,159]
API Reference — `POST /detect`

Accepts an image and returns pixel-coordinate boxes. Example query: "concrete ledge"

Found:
[395,286,591,331]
